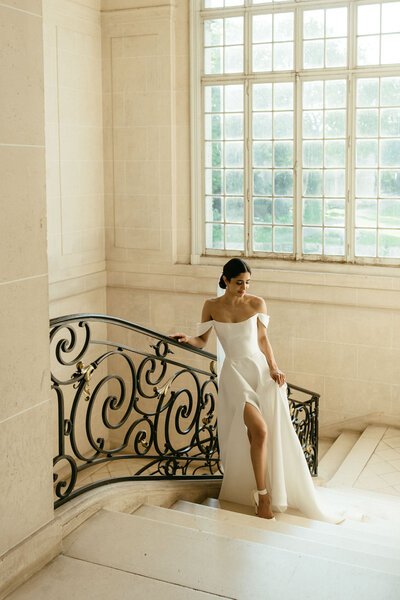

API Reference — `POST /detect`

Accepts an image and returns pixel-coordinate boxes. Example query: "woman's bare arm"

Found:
[256,299,286,387]
[170,300,213,349]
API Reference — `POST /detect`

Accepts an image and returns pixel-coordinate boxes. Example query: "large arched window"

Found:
[190,0,400,265]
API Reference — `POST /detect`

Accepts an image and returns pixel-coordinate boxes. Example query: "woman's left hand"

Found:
[270,367,286,387]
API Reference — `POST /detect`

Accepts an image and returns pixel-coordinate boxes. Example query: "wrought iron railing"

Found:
[50,314,319,508]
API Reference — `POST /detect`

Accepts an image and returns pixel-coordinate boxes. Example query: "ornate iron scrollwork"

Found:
[50,314,319,508]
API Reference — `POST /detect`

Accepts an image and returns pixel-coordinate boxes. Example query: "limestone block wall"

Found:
[43,0,106,318]
[0,0,54,558]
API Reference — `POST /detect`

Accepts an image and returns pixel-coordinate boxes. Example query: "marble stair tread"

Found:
[205,493,400,538]
[134,503,400,567]
[318,437,336,461]
[172,499,399,549]
[327,425,388,488]
[318,431,361,482]
[62,509,400,600]
[5,555,220,600]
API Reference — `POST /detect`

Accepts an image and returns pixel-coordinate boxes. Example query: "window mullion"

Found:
[294,5,303,259]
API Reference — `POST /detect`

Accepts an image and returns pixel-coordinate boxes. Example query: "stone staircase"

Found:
[6,425,400,600]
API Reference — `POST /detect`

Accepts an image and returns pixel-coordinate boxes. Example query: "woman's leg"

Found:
[243,402,274,519]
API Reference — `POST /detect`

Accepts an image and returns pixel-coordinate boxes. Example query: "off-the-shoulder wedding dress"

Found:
[198,313,367,525]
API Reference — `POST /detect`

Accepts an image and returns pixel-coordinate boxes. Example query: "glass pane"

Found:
[303,227,323,253]
[253,170,272,195]
[225,170,244,194]
[357,78,379,108]
[253,84,272,110]
[379,198,400,228]
[205,86,222,112]
[358,4,380,35]
[303,81,323,109]
[304,40,324,69]
[325,140,345,167]
[356,109,378,137]
[253,113,272,139]
[253,197,272,223]
[204,20,223,46]
[226,224,244,250]
[303,170,323,196]
[225,197,244,223]
[378,229,400,257]
[355,198,377,227]
[380,170,400,197]
[253,14,272,44]
[303,141,323,167]
[326,80,346,108]
[225,17,243,45]
[357,36,380,66]
[205,47,222,74]
[253,141,272,167]
[205,0,223,7]
[325,198,345,226]
[274,170,293,195]
[206,222,224,249]
[381,140,400,167]
[274,197,293,224]
[225,141,243,167]
[303,10,324,39]
[273,112,293,139]
[356,140,378,167]
[274,12,294,42]
[274,226,293,253]
[303,111,323,138]
[205,196,223,222]
[325,170,345,197]
[253,225,272,251]
[326,38,347,68]
[225,85,243,112]
[274,141,293,167]
[326,7,347,38]
[205,114,222,139]
[205,169,223,194]
[225,46,243,73]
[324,227,345,255]
[225,114,243,139]
[381,34,400,64]
[380,109,400,137]
[381,77,400,106]
[355,229,376,257]
[274,42,293,71]
[274,82,293,110]
[325,110,346,138]
[253,44,272,72]
[303,198,322,225]
[205,141,222,167]
[356,170,378,197]
[382,1,400,33]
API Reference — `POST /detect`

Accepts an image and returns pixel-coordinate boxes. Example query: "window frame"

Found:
[190,0,400,267]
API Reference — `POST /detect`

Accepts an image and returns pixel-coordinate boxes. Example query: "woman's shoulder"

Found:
[246,294,267,312]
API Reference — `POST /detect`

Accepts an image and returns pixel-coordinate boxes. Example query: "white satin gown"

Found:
[198,313,367,525]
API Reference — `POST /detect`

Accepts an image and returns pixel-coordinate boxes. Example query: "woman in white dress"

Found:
[171,258,360,525]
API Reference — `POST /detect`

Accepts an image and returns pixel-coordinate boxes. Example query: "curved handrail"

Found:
[50,312,216,361]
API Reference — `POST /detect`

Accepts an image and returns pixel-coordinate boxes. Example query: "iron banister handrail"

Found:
[50,313,216,361]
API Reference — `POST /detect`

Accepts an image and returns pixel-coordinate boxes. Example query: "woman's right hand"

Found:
[170,333,190,344]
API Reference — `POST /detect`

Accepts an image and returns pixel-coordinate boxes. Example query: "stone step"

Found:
[172,498,399,550]
[327,425,388,488]
[5,555,219,600]
[134,503,400,569]
[62,508,400,600]
[318,430,361,482]
[318,437,336,461]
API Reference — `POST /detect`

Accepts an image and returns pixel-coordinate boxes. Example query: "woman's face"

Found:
[224,271,250,296]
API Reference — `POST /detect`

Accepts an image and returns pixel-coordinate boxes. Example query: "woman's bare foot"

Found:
[257,492,275,519]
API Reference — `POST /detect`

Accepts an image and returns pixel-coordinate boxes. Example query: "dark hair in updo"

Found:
[218,258,251,289]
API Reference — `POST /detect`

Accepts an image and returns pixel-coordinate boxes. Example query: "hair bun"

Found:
[218,274,226,289]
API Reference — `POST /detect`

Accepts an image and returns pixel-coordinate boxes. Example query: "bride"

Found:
[171,258,360,525]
